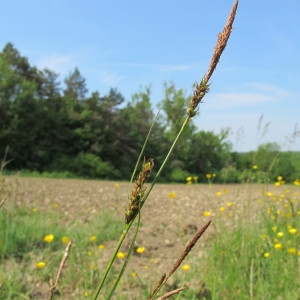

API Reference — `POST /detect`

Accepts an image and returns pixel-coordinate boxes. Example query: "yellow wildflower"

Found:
[98,244,105,250]
[276,232,284,238]
[36,261,46,269]
[167,192,176,199]
[203,211,212,217]
[252,165,258,170]
[263,252,270,258]
[117,251,126,259]
[43,234,54,243]
[136,246,145,254]
[89,235,97,241]
[288,228,297,235]
[61,236,70,244]
[287,247,296,254]
[206,174,212,179]
[181,264,190,271]
[186,176,192,182]
[274,243,283,249]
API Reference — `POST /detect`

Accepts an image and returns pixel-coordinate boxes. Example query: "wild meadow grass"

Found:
[0,176,299,299]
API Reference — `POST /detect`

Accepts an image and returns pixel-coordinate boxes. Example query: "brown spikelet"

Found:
[205,0,238,82]
[188,0,238,116]
[148,273,166,300]
[125,158,154,224]
[156,287,186,300]
[168,220,211,277]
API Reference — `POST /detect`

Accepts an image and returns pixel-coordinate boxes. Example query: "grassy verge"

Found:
[170,185,300,299]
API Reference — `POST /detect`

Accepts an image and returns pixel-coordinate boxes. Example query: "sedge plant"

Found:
[48,1,239,299]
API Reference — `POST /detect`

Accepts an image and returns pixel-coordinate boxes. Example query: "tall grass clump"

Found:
[181,181,300,299]
[91,1,239,299]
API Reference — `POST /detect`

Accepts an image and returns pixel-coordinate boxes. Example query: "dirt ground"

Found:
[2,176,297,298]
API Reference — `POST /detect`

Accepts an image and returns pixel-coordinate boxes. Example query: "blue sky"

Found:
[1,0,299,152]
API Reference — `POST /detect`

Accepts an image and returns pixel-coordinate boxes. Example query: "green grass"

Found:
[0,202,123,299]
[170,187,300,299]
[1,179,299,299]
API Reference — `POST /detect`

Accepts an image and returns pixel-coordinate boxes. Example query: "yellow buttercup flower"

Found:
[288,228,297,235]
[274,243,283,250]
[136,246,145,254]
[263,252,270,258]
[36,261,46,269]
[252,165,258,170]
[276,232,284,238]
[117,251,126,259]
[203,211,212,217]
[181,264,190,271]
[98,244,105,250]
[61,236,70,244]
[287,247,296,254]
[89,235,97,241]
[206,174,212,179]
[168,192,176,199]
[43,234,54,243]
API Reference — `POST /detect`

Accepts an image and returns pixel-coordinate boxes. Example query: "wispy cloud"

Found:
[36,54,75,75]
[99,71,123,86]
[247,82,292,97]
[207,92,276,109]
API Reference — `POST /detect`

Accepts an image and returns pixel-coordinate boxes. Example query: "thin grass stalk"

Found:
[92,222,130,300]
[93,115,159,299]
[149,221,211,299]
[93,117,190,300]
[93,1,238,298]
[141,116,191,205]
[106,208,142,299]
[156,287,186,300]
[130,110,160,183]
[48,241,72,300]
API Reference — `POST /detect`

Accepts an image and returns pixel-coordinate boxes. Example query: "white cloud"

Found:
[206,92,276,110]
[99,71,122,86]
[36,54,75,75]
[247,82,292,97]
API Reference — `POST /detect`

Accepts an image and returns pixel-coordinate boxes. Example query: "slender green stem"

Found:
[130,110,160,183]
[92,223,130,300]
[106,210,142,299]
[141,116,191,205]
[93,115,190,300]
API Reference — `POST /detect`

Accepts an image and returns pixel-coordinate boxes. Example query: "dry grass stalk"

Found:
[189,0,238,113]
[48,241,72,300]
[0,194,8,208]
[125,158,154,224]
[148,274,166,299]
[168,220,211,277]
[156,287,186,300]
[149,221,211,299]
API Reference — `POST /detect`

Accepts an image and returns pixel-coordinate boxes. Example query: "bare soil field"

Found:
[2,176,298,298]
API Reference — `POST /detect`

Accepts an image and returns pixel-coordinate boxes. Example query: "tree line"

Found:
[0,43,299,183]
